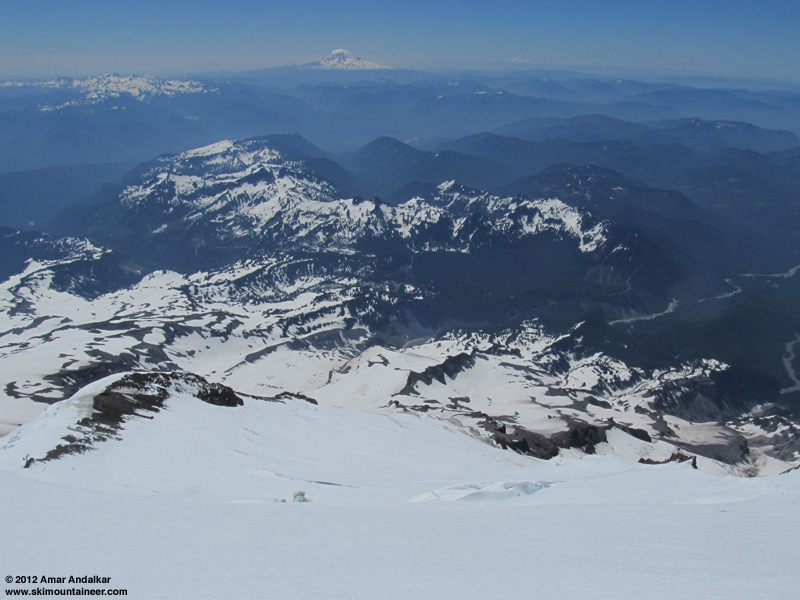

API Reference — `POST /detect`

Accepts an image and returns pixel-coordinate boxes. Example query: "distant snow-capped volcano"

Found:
[301,49,391,70]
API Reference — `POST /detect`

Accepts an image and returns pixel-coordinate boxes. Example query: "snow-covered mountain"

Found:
[3,62,800,599]
[81,138,676,312]
[1,73,214,110]
[300,49,391,70]
[1,226,796,474]
[0,227,143,297]
[1,369,798,598]
[2,137,798,476]
[103,139,610,253]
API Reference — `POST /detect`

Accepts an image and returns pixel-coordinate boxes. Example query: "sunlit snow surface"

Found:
[1,384,798,599]
[0,255,794,475]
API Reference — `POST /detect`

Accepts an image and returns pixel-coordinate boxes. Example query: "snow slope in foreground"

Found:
[1,379,798,599]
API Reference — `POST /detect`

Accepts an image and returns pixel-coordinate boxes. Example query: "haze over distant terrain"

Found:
[2,1,800,83]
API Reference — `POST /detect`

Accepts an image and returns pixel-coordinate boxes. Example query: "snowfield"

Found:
[1,248,796,476]
[1,133,799,597]
[1,380,798,599]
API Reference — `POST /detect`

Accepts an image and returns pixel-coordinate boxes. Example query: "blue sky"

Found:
[1,0,799,81]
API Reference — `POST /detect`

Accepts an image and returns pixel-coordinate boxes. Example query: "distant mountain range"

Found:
[3,59,800,175]
[1,58,800,475]
[1,73,213,111]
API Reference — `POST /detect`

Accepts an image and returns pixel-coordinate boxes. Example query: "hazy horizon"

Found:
[1,1,799,84]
